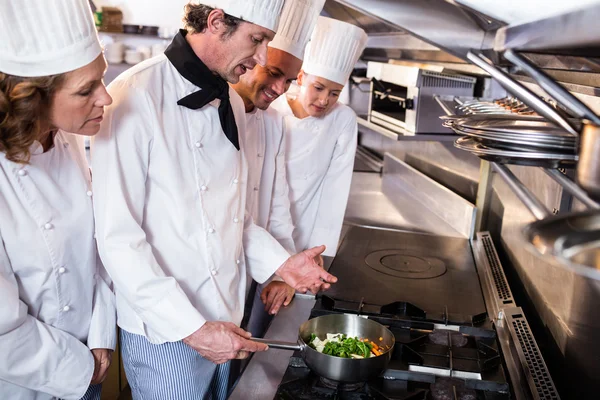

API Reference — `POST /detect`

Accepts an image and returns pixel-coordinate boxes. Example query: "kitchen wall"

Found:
[93,0,189,29]
[358,88,600,398]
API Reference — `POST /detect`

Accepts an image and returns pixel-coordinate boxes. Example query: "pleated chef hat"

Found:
[0,0,102,77]
[197,0,285,32]
[268,0,325,60]
[302,17,367,86]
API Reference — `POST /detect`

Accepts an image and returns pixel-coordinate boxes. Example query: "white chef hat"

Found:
[268,0,325,60]
[197,0,285,32]
[302,17,368,86]
[0,0,102,77]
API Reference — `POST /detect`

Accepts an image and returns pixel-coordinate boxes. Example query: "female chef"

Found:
[0,1,116,399]
[272,17,367,257]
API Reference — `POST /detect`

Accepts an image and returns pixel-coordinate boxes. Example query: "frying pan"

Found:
[252,313,395,383]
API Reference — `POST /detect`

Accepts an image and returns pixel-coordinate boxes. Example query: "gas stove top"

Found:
[276,367,509,400]
[273,227,512,400]
[319,227,488,326]
[273,322,510,400]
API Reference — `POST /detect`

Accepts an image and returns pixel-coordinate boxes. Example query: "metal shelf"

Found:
[494,3,600,55]
[357,117,458,142]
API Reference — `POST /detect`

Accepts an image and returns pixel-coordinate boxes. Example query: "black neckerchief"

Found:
[165,29,239,150]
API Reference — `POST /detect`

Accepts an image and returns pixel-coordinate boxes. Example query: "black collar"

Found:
[165,29,239,150]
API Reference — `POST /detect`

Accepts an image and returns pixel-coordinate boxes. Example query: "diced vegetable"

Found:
[308,332,382,359]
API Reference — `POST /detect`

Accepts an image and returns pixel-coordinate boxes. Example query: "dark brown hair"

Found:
[183,3,243,38]
[0,73,65,163]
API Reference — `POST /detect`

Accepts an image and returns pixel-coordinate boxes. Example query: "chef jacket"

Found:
[241,107,296,255]
[0,132,116,400]
[91,54,291,345]
[271,96,358,257]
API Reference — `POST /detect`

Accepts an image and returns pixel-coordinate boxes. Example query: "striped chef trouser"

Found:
[120,329,230,400]
[79,384,101,400]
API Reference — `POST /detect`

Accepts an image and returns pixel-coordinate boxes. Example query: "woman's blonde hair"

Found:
[0,72,65,163]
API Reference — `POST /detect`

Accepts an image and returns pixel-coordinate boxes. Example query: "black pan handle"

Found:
[250,337,303,351]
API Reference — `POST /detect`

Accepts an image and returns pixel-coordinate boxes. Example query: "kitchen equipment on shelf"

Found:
[436,96,578,166]
[124,49,143,65]
[136,46,152,61]
[366,62,476,135]
[455,137,577,168]
[122,24,141,34]
[502,50,600,204]
[252,314,395,383]
[99,6,123,33]
[468,51,600,201]
[105,41,125,64]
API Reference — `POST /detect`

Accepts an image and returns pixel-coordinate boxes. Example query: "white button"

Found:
[208,228,215,233]
[233,217,239,223]
[233,178,239,184]
[253,187,259,191]
[58,267,66,274]
[17,169,27,176]
[236,259,240,265]
[200,185,207,191]
[62,305,70,312]
[86,190,93,197]
[44,223,54,230]
[93,233,97,239]
[195,141,203,148]
[211,269,217,276]
[257,153,262,158]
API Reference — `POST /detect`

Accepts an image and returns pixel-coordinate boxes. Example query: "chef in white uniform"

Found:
[232,0,325,335]
[91,1,337,399]
[0,1,116,399]
[272,17,367,258]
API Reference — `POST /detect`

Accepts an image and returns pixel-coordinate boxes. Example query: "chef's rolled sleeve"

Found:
[92,81,205,343]
[0,235,94,399]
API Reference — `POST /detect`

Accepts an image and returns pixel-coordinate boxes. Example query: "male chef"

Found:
[91,1,336,399]
[232,0,326,337]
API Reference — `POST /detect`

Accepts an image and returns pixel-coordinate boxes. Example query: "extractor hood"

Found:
[329,0,600,79]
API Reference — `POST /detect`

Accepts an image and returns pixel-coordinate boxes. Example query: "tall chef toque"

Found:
[196,0,285,32]
[302,16,368,86]
[268,0,326,60]
[0,0,102,77]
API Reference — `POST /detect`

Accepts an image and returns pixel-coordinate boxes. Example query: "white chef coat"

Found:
[0,132,116,400]
[241,107,296,254]
[91,54,291,345]
[271,96,358,257]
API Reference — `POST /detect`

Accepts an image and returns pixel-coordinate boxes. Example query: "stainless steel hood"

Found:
[324,0,503,64]
[328,0,600,77]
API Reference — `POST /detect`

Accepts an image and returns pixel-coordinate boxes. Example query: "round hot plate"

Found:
[364,250,447,279]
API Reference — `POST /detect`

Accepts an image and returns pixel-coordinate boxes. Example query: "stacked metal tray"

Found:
[436,96,579,168]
